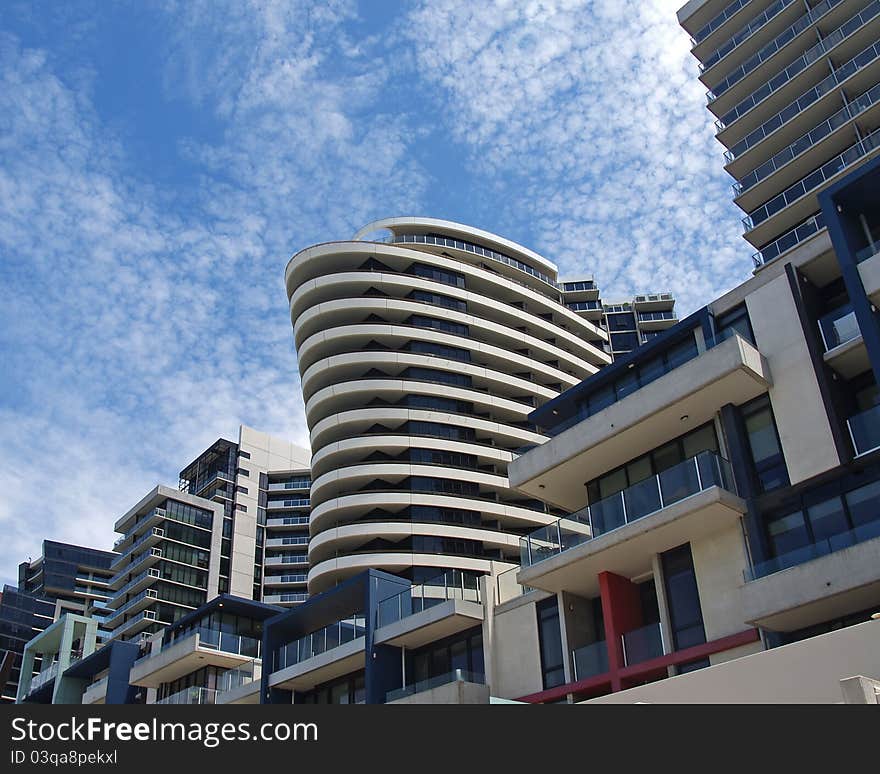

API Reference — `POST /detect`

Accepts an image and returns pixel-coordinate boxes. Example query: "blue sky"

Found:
[0,0,751,585]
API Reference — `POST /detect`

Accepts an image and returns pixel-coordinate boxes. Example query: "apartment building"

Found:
[0,541,114,704]
[504,157,880,703]
[678,0,880,270]
[285,216,675,595]
[176,425,311,602]
[573,295,679,358]
[104,426,311,644]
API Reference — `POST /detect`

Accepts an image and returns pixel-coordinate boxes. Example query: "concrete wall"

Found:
[585,618,880,703]
[746,274,840,484]
[491,597,544,699]
[690,523,750,642]
[230,426,310,598]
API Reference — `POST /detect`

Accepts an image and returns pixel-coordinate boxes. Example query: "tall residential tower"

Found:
[678,0,880,268]
[285,217,676,594]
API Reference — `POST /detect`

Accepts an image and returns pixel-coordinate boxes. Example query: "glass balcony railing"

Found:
[727,39,880,164]
[109,568,160,602]
[752,212,825,268]
[734,81,880,195]
[818,305,860,351]
[381,233,558,290]
[163,627,261,659]
[262,593,309,604]
[848,404,880,457]
[708,0,843,99]
[385,669,485,702]
[520,452,735,567]
[692,0,755,47]
[217,660,260,696]
[744,125,880,231]
[263,554,308,565]
[264,574,308,584]
[266,516,310,527]
[717,1,880,129]
[703,0,797,73]
[265,537,309,548]
[156,686,217,705]
[375,569,482,628]
[28,661,59,693]
[637,311,676,322]
[621,622,665,666]
[105,589,158,624]
[566,301,603,311]
[267,499,310,509]
[108,548,163,586]
[495,565,533,602]
[744,518,880,580]
[267,479,311,491]
[110,527,164,569]
[572,640,609,681]
[274,615,367,671]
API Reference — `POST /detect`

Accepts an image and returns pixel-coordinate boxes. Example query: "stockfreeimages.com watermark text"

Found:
[10,716,318,750]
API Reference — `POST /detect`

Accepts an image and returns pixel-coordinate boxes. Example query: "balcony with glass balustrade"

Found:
[517,451,746,597]
[373,570,484,649]
[268,614,368,693]
[818,304,868,378]
[129,627,262,689]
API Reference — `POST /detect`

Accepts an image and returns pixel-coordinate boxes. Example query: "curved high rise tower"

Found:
[286,217,621,593]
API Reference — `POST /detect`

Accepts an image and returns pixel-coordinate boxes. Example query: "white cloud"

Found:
[401,0,750,311]
[0,4,428,583]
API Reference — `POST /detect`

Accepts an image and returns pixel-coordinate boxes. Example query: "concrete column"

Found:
[651,555,676,678]
[556,591,573,685]
[480,574,495,695]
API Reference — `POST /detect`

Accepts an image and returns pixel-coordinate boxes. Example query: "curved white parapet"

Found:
[352,215,559,275]
[287,218,607,593]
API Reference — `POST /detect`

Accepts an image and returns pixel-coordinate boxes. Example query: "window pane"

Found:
[845,480,880,527]
[768,511,809,555]
[744,407,781,464]
[682,425,718,459]
[626,456,653,487]
[806,497,848,542]
[652,442,682,474]
[598,468,628,500]
[665,337,698,369]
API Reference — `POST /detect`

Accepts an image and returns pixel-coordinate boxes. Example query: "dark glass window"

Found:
[741,395,788,492]
[587,423,718,505]
[611,332,639,352]
[767,510,810,556]
[407,340,471,361]
[713,304,754,344]
[536,597,565,689]
[407,421,475,442]
[607,312,636,332]
[665,337,698,369]
[661,544,706,651]
[403,366,471,387]
[409,262,466,288]
[408,289,467,312]
[408,314,469,337]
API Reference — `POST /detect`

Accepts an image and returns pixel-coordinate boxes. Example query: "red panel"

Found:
[598,571,643,690]
[515,627,760,704]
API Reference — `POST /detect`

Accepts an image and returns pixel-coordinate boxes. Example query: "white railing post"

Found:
[656,473,664,510]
